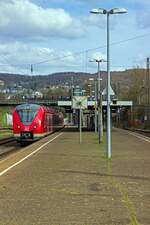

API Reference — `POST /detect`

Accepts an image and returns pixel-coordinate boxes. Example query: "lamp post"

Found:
[146,57,150,127]
[89,77,97,133]
[90,8,127,158]
[90,59,106,143]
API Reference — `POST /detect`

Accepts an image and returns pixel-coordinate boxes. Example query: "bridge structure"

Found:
[0,98,132,109]
[59,99,133,127]
[0,98,132,129]
[58,100,133,129]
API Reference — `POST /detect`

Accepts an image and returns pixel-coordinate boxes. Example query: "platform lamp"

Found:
[90,59,106,143]
[90,8,127,158]
[89,77,97,133]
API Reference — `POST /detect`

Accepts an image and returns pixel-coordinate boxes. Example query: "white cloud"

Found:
[125,0,150,29]
[0,42,85,74]
[0,0,148,75]
[90,52,107,61]
[0,0,85,40]
[87,51,107,72]
[84,14,106,29]
[84,12,123,31]
[0,42,53,64]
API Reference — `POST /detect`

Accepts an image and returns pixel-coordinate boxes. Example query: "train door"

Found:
[48,113,53,133]
[44,113,47,133]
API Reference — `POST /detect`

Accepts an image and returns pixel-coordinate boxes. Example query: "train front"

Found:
[13,104,43,143]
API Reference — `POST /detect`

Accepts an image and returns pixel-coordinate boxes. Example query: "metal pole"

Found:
[71,76,74,124]
[79,106,82,144]
[107,13,112,159]
[100,81,103,142]
[31,64,33,90]
[98,62,101,143]
[71,76,74,98]
[130,105,133,128]
[146,57,150,127]
[98,62,100,139]
[98,61,103,143]
[94,80,97,133]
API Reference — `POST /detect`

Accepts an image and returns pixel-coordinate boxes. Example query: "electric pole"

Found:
[146,57,150,127]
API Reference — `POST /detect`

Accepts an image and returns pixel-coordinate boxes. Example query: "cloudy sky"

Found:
[0,0,150,74]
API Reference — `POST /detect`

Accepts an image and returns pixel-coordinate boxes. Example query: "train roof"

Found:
[16,104,40,110]
[15,104,55,113]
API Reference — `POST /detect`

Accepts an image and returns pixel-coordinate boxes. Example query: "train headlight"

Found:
[17,125,20,129]
[34,125,37,129]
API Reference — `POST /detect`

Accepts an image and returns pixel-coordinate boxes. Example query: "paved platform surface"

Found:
[0,128,150,225]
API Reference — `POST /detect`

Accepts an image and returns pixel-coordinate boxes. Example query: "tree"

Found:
[121,68,146,104]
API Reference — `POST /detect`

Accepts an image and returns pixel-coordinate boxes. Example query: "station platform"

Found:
[0,128,150,225]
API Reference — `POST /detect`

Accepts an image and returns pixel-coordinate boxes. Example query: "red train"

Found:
[13,104,64,143]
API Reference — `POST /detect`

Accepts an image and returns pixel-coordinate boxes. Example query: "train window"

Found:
[16,104,40,125]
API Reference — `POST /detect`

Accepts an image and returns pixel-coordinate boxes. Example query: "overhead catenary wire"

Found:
[31,32,150,66]
[0,32,150,68]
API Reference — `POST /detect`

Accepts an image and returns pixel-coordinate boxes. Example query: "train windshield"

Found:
[16,104,41,125]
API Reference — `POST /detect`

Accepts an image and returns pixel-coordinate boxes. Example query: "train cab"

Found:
[13,104,63,143]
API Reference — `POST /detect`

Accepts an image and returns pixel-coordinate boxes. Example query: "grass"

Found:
[0,106,13,128]
[0,130,13,139]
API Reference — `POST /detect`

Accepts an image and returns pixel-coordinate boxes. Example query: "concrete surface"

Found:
[0,128,150,225]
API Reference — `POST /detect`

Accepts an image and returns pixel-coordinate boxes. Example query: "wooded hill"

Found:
[0,69,147,103]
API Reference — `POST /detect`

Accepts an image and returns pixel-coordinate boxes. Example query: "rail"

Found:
[0,137,14,145]
[128,128,150,137]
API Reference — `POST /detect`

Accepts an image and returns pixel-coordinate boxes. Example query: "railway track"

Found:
[0,128,13,145]
[0,127,12,130]
[0,137,21,159]
[0,127,64,159]
[0,137,14,145]
[129,128,150,138]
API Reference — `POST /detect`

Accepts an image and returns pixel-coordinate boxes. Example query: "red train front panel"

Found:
[13,104,54,142]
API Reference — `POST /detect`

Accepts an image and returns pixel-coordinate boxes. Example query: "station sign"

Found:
[73,87,83,96]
